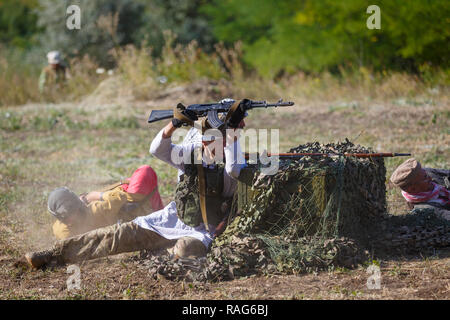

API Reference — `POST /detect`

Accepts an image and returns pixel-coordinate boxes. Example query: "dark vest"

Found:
[175,160,232,228]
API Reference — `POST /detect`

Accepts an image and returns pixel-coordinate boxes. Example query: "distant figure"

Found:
[39,51,70,94]
[390,158,449,220]
[49,165,164,240]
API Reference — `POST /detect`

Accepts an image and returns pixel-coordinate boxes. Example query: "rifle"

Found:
[244,152,411,161]
[148,99,294,129]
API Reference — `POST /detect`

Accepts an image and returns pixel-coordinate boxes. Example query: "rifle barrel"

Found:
[244,152,411,160]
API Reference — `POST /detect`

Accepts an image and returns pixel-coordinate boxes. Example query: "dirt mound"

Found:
[81,77,234,110]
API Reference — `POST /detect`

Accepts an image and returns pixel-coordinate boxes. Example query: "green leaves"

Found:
[204,0,450,76]
[0,0,41,48]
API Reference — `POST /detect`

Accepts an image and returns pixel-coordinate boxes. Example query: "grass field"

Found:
[0,75,449,299]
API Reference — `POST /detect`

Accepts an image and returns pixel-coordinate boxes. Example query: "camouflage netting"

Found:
[133,140,449,282]
[135,235,366,282]
[220,139,386,244]
[373,206,450,255]
[206,139,383,278]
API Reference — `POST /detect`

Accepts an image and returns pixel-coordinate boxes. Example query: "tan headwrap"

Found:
[390,158,423,188]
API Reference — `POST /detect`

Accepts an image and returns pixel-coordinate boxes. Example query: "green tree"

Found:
[136,0,215,56]
[204,0,450,77]
[0,0,41,48]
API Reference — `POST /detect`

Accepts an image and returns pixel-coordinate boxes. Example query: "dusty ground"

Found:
[1,240,449,300]
[0,80,449,300]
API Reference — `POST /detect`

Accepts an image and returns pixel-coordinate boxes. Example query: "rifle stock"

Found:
[147,110,174,123]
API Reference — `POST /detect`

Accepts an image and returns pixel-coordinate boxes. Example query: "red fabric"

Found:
[121,165,164,211]
[402,182,450,206]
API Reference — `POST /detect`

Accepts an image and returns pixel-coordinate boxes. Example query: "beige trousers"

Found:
[53,221,205,264]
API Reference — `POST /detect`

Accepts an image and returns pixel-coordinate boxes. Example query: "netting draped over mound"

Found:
[208,140,385,277]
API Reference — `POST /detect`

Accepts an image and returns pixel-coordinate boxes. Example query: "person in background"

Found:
[39,51,70,94]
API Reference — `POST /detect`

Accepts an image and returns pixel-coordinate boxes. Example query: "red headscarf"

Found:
[402,182,450,207]
[121,165,164,211]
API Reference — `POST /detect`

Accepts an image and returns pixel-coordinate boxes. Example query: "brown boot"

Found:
[25,248,59,269]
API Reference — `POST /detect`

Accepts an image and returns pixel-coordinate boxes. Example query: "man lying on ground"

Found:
[390,158,449,220]
[25,99,248,269]
[50,165,164,240]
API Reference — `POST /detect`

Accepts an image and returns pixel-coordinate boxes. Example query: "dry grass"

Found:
[3,39,448,108]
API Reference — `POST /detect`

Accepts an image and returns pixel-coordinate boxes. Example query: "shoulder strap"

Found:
[96,181,125,193]
[146,187,158,211]
[195,147,210,232]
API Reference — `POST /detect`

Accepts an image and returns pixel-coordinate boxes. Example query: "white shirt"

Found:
[133,127,245,248]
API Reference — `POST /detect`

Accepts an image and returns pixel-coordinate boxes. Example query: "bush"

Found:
[112,33,233,99]
[135,0,216,56]
[0,47,42,106]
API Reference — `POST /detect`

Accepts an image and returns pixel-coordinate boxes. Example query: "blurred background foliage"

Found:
[203,0,449,75]
[0,0,448,106]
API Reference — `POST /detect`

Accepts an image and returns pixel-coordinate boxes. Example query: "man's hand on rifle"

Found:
[227,99,250,129]
[172,103,198,128]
